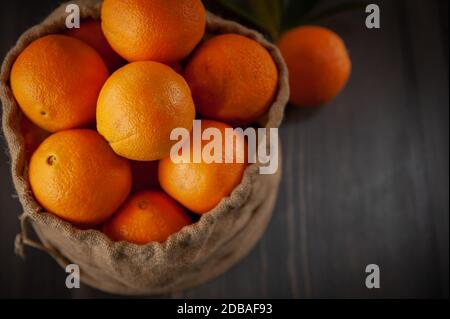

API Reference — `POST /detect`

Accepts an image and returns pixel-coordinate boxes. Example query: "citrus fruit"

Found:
[158,120,247,214]
[29,129,132,227]
[170,63,184,75]
[277,26,351,107]
[101,0,206,63]
[10,34,109,132]
[97,61,196,161]
[102,191,191,244]
[66,19,124,72]
[130,160,159,193]
[20,115,50,161]
[184,34,278,126]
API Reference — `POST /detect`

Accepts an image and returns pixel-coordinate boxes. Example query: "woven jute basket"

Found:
[0,0,289,295]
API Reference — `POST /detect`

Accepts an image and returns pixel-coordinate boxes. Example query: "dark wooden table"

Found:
[1,0,448,298]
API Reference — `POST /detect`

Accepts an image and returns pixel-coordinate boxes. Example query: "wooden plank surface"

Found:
[0,0,448,298]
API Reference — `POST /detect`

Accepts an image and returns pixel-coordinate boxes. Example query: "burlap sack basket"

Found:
[0,0,289,296]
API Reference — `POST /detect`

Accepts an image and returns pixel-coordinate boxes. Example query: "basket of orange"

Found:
[0,0,288,295]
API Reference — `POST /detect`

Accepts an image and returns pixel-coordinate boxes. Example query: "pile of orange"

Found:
[11,0,279,245]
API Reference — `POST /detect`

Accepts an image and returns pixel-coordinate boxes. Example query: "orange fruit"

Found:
[29,129,132,227]
[159,120,247,214]
[130,160,159,193]
[10,34,108,132]
[66,19,125,72]
[101,0,206,63]
[97,61,196,161]
[277,26,351,107]
[184,34,278,126]
[20,115,50,161]
[102,191,191,244]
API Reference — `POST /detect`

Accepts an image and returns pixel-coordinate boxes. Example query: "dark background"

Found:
[0,0,448,298]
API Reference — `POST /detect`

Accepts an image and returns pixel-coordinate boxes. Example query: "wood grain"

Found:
[0,0,448,298]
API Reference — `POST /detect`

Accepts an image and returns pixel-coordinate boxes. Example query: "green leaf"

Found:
[214,0,266,30]
[248,0,282,39]
[301,1,368,24]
